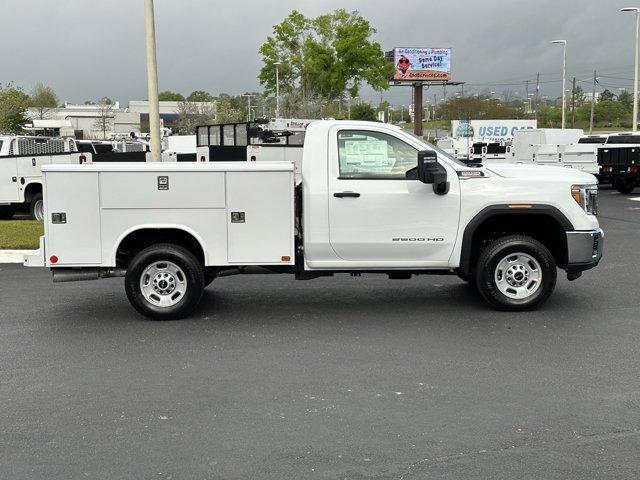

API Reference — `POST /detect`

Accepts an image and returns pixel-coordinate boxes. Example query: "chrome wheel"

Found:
[33,200,44,221]
[139,261,187,308]
[494,252,542,300]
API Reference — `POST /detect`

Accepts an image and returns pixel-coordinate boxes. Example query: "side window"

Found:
[338,130,418,179]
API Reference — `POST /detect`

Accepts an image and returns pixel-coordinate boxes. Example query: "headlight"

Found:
[571,184,598,215]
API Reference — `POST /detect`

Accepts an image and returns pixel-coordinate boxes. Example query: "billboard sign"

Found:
[393,48,451,82]
[451,120,537,140]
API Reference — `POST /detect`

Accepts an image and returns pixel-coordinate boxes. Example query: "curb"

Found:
[0,250,34,264]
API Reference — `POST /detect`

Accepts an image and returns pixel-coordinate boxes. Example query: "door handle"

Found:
[334,192,360,198]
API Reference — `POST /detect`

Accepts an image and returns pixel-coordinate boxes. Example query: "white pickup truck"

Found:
[0,136,89,220]
[25,120,603,319]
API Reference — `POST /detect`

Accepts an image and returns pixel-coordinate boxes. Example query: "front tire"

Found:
[475,235,557,311]
[125,244,205,320]
[30,193,44,221]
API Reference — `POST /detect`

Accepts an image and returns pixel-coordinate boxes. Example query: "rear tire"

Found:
[30,193,44,221]
[475,235,557,311]
[616,179,636,194]
[125,244,204,320]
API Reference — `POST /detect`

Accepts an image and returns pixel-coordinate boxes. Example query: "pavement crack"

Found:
[397,428,640,479]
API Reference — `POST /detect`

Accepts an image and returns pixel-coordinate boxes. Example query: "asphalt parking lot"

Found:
[1,188,639,480]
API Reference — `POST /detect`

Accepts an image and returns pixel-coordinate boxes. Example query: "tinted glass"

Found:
[578,137,607,144]
[606,135,640,144]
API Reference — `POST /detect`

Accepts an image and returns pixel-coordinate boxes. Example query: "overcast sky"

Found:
[1,0,638,106]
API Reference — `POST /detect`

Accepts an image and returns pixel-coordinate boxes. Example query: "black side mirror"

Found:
[407,150,450,195]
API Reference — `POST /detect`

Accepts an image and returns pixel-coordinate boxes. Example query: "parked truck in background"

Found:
[0,136,89,220]
[25,120,603,320]
[597,133,640,193]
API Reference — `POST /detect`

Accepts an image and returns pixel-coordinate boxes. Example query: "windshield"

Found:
[403,131,469,167]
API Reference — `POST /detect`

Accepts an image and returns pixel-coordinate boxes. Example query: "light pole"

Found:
[274,61,281,119]
[551,40,567,129]
[622,8,640,130]
[244,94,254,122]
[144,0,161,161]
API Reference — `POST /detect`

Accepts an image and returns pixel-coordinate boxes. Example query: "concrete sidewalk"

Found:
[0,250,33,264]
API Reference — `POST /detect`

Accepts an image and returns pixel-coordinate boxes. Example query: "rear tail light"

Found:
[49,255,58,264]
[79,154,87,164]
[601,165,612,173]
[629,165,639,174]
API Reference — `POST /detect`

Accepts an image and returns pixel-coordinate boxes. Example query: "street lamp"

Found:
[274,61,281,119]
[621,7,640,131]
[551,40,567,129]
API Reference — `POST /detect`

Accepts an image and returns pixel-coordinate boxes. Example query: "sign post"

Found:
[413,83,423,136]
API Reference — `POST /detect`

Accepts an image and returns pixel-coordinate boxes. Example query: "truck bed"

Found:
[39,162,295,268]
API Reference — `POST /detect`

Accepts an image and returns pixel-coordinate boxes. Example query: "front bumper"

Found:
[565,229,604,278]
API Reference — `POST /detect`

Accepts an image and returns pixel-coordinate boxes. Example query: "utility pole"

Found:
[144,0,161,161]
[590,70,598,134]
[571,76,577,127]
[244,94,253,122]
[551,40,567,129]
[274,61,281,119]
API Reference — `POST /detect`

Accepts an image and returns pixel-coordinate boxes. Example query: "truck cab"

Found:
[26,120,603,319]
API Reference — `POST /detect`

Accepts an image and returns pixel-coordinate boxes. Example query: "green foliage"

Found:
[0,83,29,133]
[436,95,526,122]
[158,91,185,101]
[259,9,393,112]
[187,90,215,102]
[594,100,628,124]
[617,90,633,111]
[600,89,615,102]
[350,103,377,121]
[537,105,562,127]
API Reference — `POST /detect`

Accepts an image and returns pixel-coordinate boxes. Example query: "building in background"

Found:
[25,102,140,139]
[128,100,217,132]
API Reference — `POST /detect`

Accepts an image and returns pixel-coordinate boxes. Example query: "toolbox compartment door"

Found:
[45,171,101,265]
[226,171,294,264]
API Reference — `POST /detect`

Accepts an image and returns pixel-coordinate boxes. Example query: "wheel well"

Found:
[116,229,205,267]
[464,213,568,273]
[24,183,42,202]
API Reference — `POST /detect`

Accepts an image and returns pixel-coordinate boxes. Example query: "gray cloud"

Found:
[0,0,637,106]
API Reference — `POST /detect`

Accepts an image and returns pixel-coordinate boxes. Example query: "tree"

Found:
[594,100,628,126]
[175,100,217,135]
[350,103,377,121]
[618,90,633,111]
[0,83,29,133]
[158,91,185,101]
[258,9,393,115]
[93,97,114,139]
[29,83,59,119]
[600,89,616,102]
[215,99,243,123]
[187,90,215,102]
